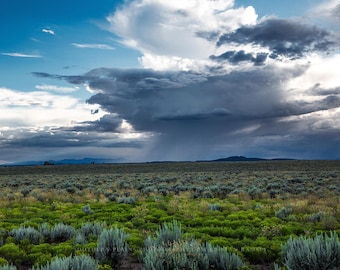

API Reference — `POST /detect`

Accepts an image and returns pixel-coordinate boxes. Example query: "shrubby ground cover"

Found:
[0,161,339,269]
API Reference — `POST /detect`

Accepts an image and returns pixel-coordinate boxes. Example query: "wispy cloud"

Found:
[1,52,42,58]
[312,0,340,21]
[35,84,79,93]
[42,28,55,35]
[71,43,115,50]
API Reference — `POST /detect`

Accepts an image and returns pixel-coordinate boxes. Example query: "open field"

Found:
[0,160,339,269]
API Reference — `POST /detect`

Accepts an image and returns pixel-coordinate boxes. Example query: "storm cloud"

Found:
[210,50,268,65]
[217,18,334,58]
[33,62,340,160]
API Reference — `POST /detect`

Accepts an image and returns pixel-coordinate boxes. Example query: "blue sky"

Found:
[0,0,339,163]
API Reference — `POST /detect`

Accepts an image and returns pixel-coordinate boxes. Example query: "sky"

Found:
[0,0,339,164]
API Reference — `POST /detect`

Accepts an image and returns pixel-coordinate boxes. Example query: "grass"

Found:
[0,161,339,269]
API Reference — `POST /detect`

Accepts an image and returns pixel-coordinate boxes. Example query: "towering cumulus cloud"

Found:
[108,0,257,71]
[30,0,339,161]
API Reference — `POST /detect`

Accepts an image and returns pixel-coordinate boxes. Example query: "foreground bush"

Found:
[0,243,25,266]
[205,243,245,270]
[281,231,340,270]
[145,220,183,248]
[143,240,209,270]
[32,254,98,270]
[143,220,245,270]
[95,226,129,269]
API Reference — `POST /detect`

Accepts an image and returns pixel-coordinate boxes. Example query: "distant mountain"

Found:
[198,156,295,162]
[213,156,266,161]
[6,158,116,166]
[2,156,297,167]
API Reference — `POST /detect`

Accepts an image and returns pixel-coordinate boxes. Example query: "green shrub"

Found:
[0,258,9,267]
[281,231,340,270]
[95,226,129,268]
[241,246,268,264]
[32,254,98,270]
[0,243,25,266]
[27,252,52,268]
[51,223,75,243]
[29,243,53,265]
[51,243,74,257]
[9,226,42,244]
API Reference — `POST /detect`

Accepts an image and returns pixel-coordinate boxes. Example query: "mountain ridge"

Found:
[1,156,297,166]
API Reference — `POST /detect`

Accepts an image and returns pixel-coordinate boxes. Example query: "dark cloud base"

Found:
[29,63,340,161]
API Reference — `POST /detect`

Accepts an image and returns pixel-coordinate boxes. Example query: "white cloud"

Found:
[0,87,104,128]
[35,84,79,93]
[107,0,257,70]
[1,52,42,58]
[71,43,115,50]
[286,53,340,92]
[42,28,55,35]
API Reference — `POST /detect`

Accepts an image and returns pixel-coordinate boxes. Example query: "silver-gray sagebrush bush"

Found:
[95,226,129,268]
[50,223,76,243]
[9,226,43,245]
[143,220,245,270]
[281,231,340,270]
[32,255,98,270]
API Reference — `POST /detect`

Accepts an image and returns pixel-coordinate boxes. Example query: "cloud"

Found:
[42,28,55,35]
[1,52,42,58]
[107,0,336,73]
[313,0,340,21]
[37,62,339,160]
[35,84,79,93]
[107,0,257,70]
[217,18,334,59]
[0,86,149,162]
[210,50,268,65]
[71,43,115,50]
[0,87,100,127]
[4,0,339,162]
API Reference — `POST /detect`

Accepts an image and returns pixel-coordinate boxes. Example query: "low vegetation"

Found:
[0,161,339,269]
